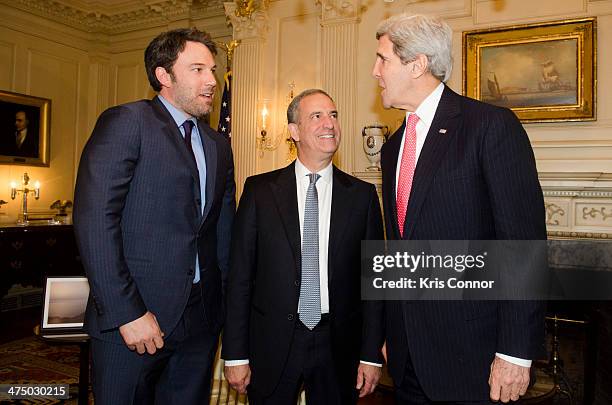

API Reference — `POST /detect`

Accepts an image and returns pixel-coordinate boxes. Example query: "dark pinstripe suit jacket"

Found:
[380,86,546,401]
[74,96,235,343]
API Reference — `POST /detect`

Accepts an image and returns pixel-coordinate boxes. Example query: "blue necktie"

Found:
[299,173,321,330]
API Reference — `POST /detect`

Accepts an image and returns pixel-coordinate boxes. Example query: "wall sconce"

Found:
[256,99,281,156]
[255,83,298,160]
[10,172,40,226]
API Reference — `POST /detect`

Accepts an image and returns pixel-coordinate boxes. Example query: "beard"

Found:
[175,92,213,119]
[171,78,215,119]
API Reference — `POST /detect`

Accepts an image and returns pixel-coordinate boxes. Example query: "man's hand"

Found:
[356,363,381,398]
[488,356,530,403]
[119,311,164,355]
[225,364,251,394]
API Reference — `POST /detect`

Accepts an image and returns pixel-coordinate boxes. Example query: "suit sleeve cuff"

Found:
[495,353,532,367]
[224,359,249,366]
[360,360,382,367]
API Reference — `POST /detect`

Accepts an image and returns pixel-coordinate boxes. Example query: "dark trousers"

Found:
[248,315,357,405]
[90,283,219,405]
[395,349,494,405]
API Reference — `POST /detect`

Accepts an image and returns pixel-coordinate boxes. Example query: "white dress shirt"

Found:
[394,82,531,368]
[394,82,444,189]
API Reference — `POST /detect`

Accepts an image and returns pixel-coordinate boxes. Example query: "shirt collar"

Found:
[410,82,445,127]
[158,95,196,128]
[295,158,333,185]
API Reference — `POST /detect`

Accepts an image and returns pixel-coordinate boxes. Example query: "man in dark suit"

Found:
[10,110,39,157]
[371,14,546,404]
[73,28,235,404]
[222,89,384,404]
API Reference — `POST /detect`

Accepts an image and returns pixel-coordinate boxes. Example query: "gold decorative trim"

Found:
[545,203,566,226]
[3,0,225,34]
[543,190,612,198]
[316,0,360,22]
[224,1,268,40]
[582,207,612,221]
[548,231,612,240]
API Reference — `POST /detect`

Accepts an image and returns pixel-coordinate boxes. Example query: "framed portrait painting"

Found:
[0,90,51,166]
[463,18,596,123]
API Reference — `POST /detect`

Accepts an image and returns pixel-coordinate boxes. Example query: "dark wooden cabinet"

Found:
[0,224,84,311]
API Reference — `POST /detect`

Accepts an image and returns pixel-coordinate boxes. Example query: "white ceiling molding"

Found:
[1,0,226,34]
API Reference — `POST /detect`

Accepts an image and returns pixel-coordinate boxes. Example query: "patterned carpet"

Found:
[0,332,585,405]
[0,336,89,404]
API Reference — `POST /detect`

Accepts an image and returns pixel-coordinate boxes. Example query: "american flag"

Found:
[217,70,232,143]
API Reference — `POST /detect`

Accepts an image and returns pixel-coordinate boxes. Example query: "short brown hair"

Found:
[145,28,217,92]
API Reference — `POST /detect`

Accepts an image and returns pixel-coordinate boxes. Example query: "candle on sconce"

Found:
[261,104,269,131]
[10,182,17,200]
[34,181,40,199]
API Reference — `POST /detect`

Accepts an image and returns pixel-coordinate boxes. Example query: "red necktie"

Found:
[396,113,419,237]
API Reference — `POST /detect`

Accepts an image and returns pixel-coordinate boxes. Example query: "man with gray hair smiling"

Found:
[223,88,384,404]
[372,13,546,404]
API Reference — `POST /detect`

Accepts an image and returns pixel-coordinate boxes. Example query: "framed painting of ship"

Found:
[463,18,596,123]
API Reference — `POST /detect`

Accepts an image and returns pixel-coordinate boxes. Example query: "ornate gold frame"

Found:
[0,90,51,167]
[463,18,596,123]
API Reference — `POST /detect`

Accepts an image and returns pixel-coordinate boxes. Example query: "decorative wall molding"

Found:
[229,39,264,198]
[545,203,566,226]
[547,231,611,240]
[1,0,226,34]
[537,167,612,234]
[582,207,612,221]
[316,0,360,24]
[223,2,267,197]
[543,190,612,198]
[223,1,269,40]
[318,0,360,173]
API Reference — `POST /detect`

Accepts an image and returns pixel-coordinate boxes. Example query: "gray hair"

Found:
[287,88,334,124]
[376,14,453,83]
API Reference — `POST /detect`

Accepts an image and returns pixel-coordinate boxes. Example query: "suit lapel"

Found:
[198,123,217,226]
[328,166,354,284]
[270,163,301,274]
[403,86,462,239]
[383,123,405,240]
[151,97,201,188]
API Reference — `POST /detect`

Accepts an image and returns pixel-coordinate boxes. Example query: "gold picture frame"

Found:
[0,90,51,166]
[463,18,596,123]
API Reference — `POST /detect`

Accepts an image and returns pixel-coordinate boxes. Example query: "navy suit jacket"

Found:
[380,86,546,401]
[222,163,384,397]
[74,96,235,343]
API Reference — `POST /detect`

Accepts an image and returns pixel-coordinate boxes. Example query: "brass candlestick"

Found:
[10,172,40,226]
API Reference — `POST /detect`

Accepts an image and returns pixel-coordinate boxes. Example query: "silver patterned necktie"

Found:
[299,173,321,330]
